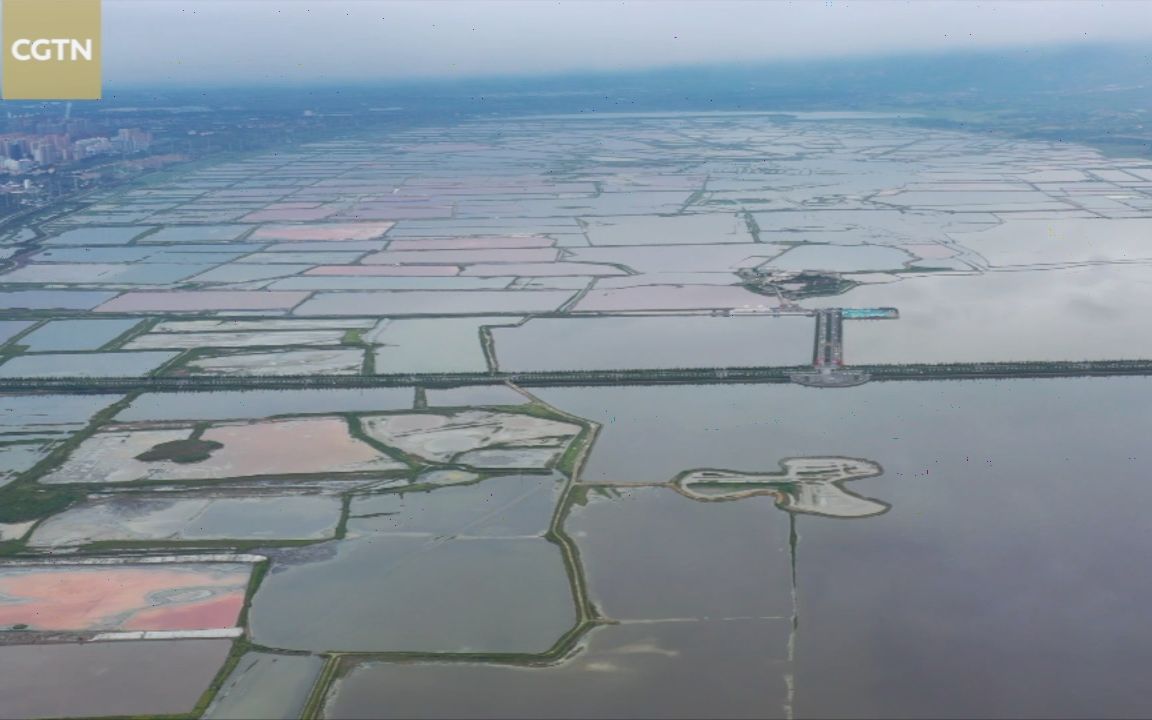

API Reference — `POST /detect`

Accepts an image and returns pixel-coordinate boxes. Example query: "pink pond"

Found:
[96,291,309,312]
[197,416,400,477]
[574,285,778,312]
[306,265,460,277]
[388,236,554,251]
[362,248,560,265]
[462,262,628,277]
[249,222,395,242]
[0,564,251,632]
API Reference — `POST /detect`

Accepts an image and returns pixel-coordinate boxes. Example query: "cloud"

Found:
[102,0,1152,85]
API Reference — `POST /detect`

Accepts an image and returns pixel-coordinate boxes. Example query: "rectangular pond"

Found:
[498,315,813,370]
[0,639,232,719]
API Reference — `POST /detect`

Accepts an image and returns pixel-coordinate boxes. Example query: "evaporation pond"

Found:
[567,487,793,620]
[346,473,562,538]
[0,351,178,378]
[17,319,140,351]
[0,320,34,344]
[115,387,414,421]
[535,378,1152,717]
[293,290,573,316]
[44,226,153,245]
[370,317,518,373]
[29,495,343,547]
[492,316,812,370]
[0,639,231,719]
[424,385,529,407]
[0,393,119,431]
[0,562,252,631]
[765,244,913,272]
[204,652,323,720]
[248,536,575,652]
[0,290,115,310]
[325,620,790,719]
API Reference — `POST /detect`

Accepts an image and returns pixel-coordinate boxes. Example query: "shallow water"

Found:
[0,562,250,631]
[0,320,34,344]
[187,348,365,375]
[569,487,794,619]
[766,243,914,272]
[566,244,779,273]
[326,620,790,719]
[189,264,315,283]
[294,289,573,316]
[347,472,562,538]
[583,213,752,246]
[492,316,812,370]
[807,264,1152,363]
[9,113,1152,720]
[535,378,1151,484]
[269,275,513,291]
[203,652,323,720]
[528,378,1152,716]
[0,639,231,719]
[17,319,140,352]
[0,289,115,310]
[0,442,55,486]
[96,290,308,312]
[424,385,530,407]
[371,317,519,373]
[573,284,774,312]
[125,329,346,349]
[0,350,178,378]
[143,224,251,242]
[43,226,151,245]
[958,217,1152,267]
[248,536,576,652]
[116,387,414,421]
[0,393,120,432]
[30,495,344,546]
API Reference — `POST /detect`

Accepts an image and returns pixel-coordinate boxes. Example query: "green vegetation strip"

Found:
[3,359,1152,393]
[299,655,344,720]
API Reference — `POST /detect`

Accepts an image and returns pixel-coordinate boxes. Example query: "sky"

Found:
[101,0,1152,86]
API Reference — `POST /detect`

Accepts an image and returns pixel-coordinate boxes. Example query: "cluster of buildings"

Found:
[0,127,153,175]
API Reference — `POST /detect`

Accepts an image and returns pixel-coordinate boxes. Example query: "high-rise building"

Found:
[115,128,153,154]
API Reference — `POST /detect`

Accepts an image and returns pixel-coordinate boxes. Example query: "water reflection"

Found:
[131,377,1152,718]
[301,391,895,719]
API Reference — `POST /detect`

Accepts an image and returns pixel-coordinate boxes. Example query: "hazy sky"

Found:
[102,0,1152,85]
